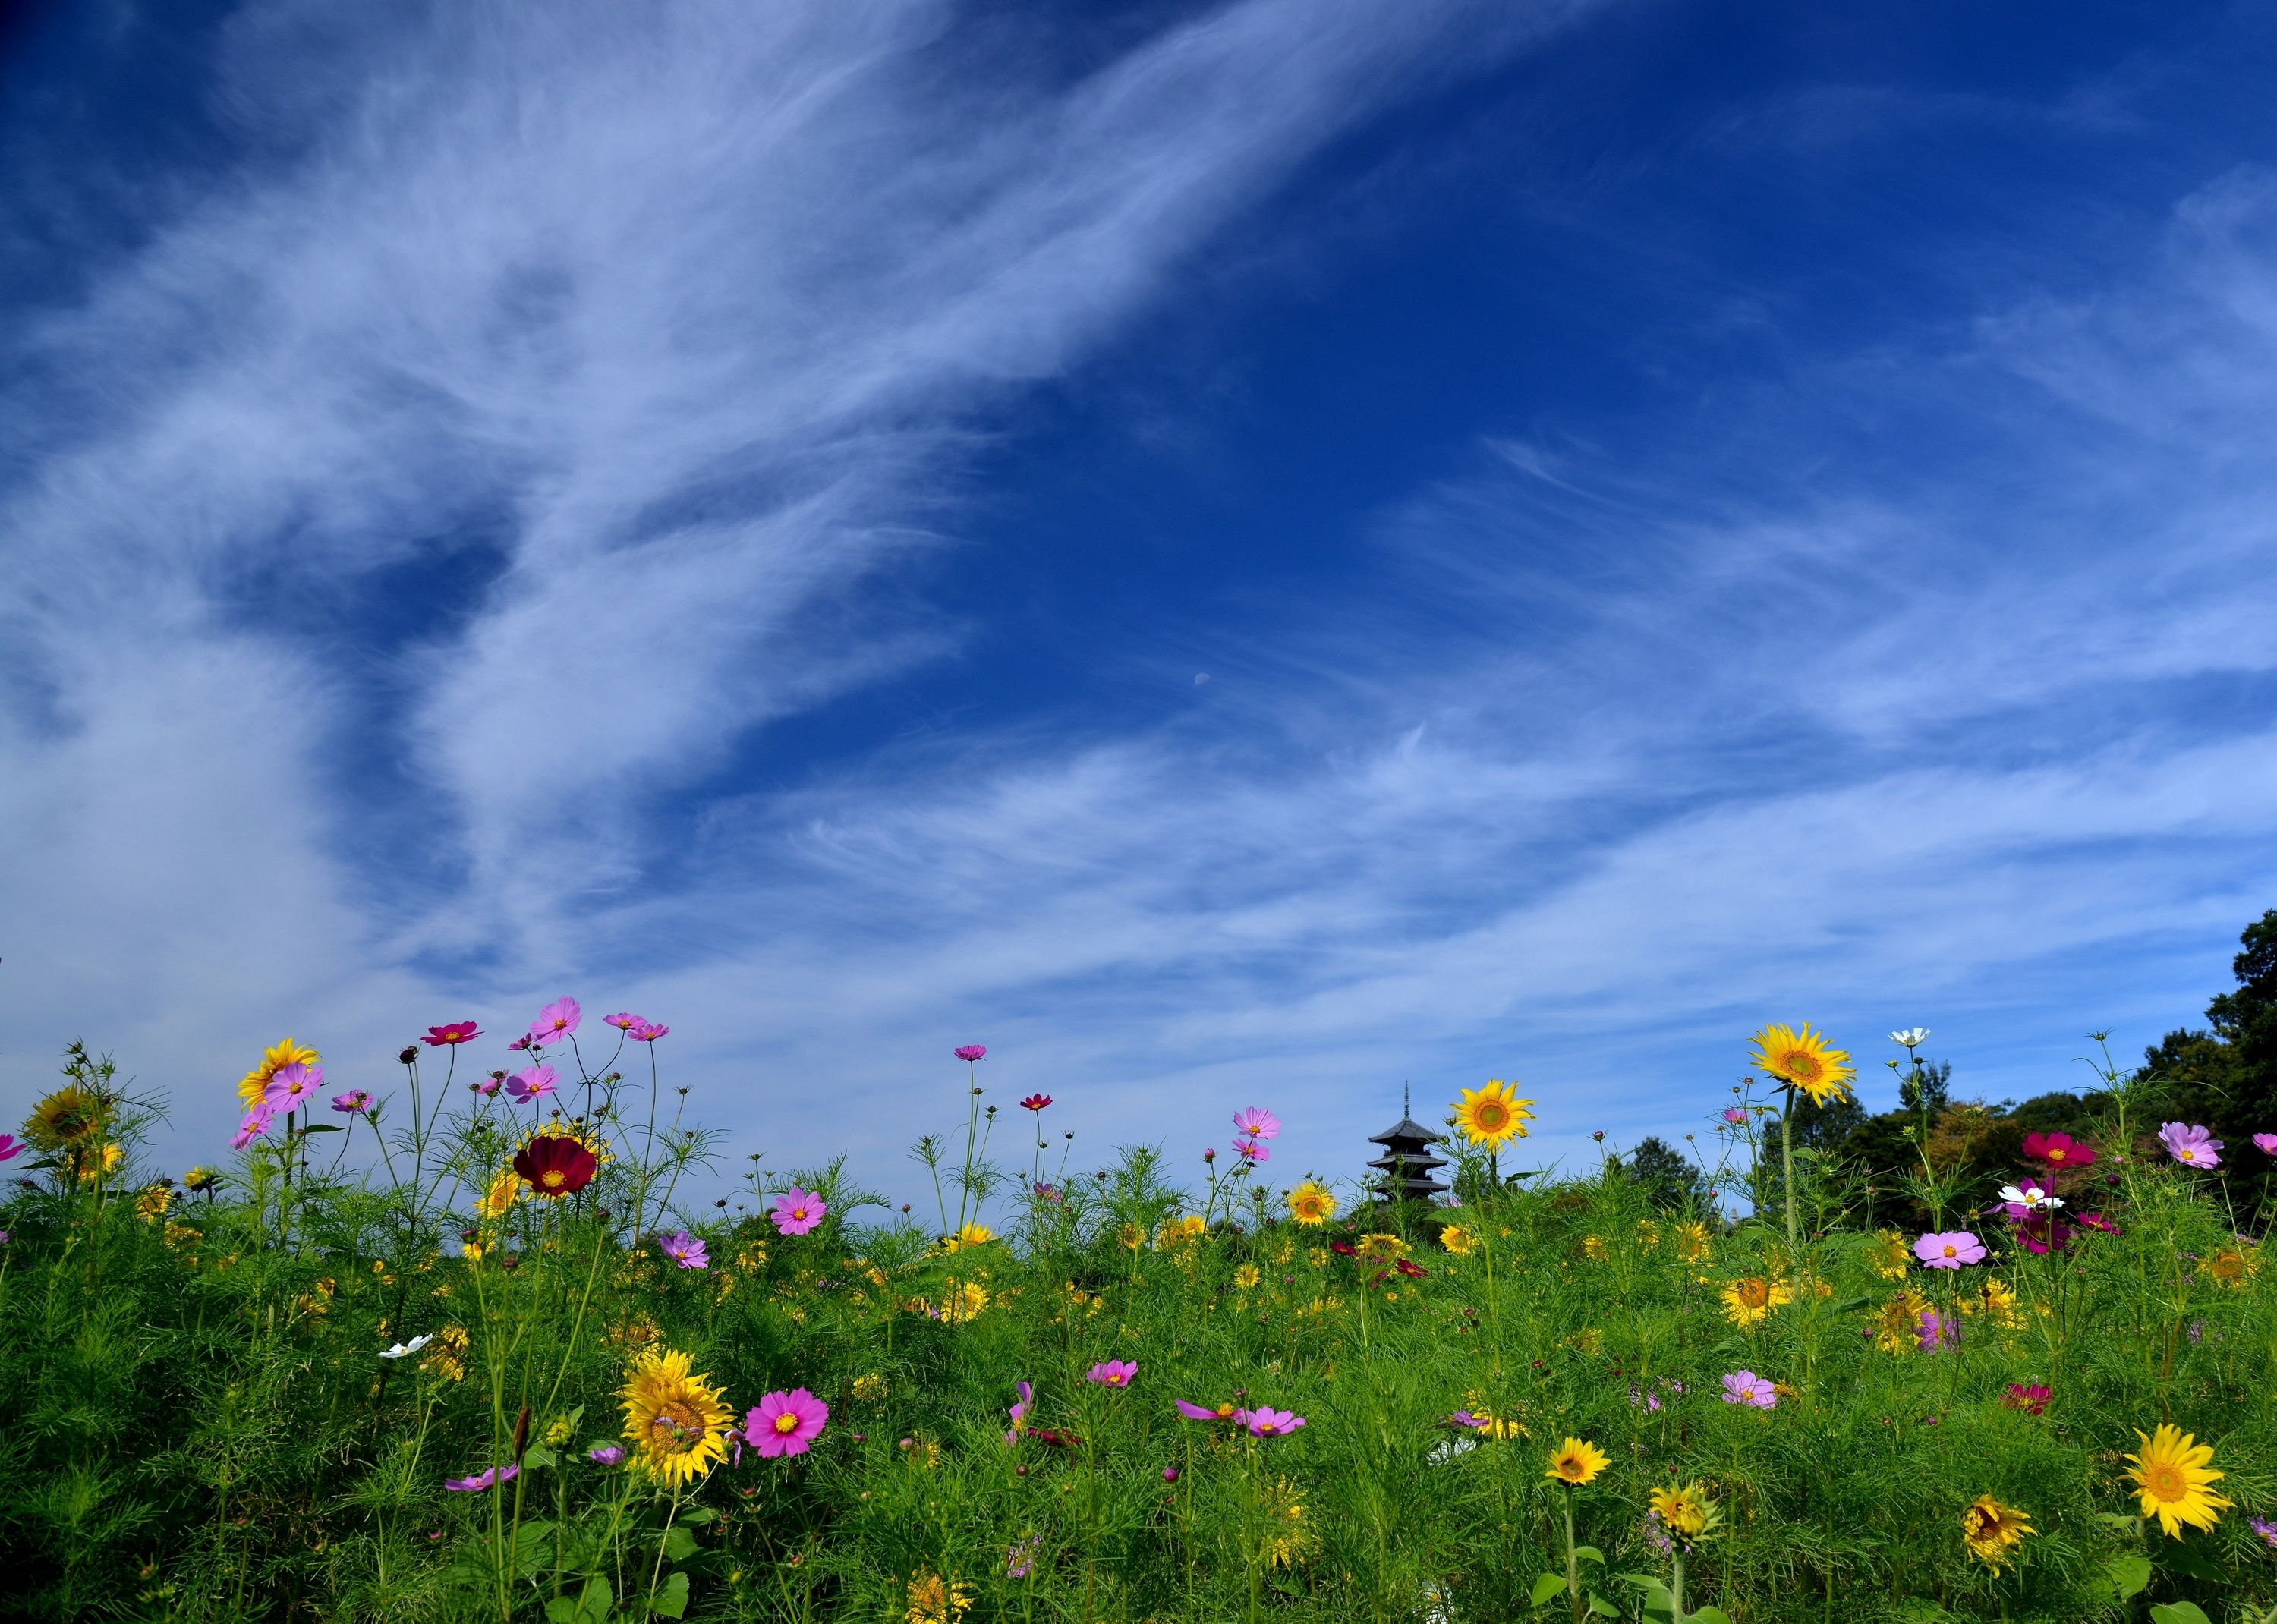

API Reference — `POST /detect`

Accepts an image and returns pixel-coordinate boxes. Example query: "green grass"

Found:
[2,1034,2272,1622]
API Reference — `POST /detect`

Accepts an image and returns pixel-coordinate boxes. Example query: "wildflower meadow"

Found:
[6,921,2277,1622]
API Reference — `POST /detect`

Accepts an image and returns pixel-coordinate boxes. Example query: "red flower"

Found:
[2021,1131,2096,1169]
[1020,1094,1053,1112]
[424,1021,483,1047]
[2002,1383,2051,1415]
[512,1133,597,1198]
[1329,1239,1356,1257]
[1394,1258,1428,1278]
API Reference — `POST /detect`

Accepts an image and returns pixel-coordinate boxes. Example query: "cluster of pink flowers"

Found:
[1176,1396,1305,1437]
[604,1011,669,1042]
[233,1060,329,1149]
[1231,1106,1279,1163]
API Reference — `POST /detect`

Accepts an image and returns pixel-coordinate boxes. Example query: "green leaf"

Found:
[2105,1553,2153,1600]
[1688,1608,1735,1624]
[521,1446,557,1471]
[661,1524,697,1562]
[677,1504,718,1525]
[552,1577,613,1624]
[1585,1594,1620,1619]
[1832,1295,1870,1314]
[1573,1544,1605,1565]
[2158,1544,2224,1582]
[648,1570,690,1619]
[2149,1604,2212,1624]
[301,1122,344,1133]
[1529,1572,1570,1607]
[546,1600,578,1623]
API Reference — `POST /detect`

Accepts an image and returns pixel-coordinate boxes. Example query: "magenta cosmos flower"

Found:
[1913,1231,1985,1269]
[954,1045,987,1062]
[2003,1383,2051,1415]
[0,1134,21,1163]
[263,1062,323,1113]
[1086,1360,1138,1388]
[1238,1406,1305,1437]
[2256,1132,2277,1157]
[2020,1130,2096,1169]
[444,1464,520,1492]
[629,1019,668,1043]
[1722,1107,1748,1125]
[747,1389,829,1457]
[604,1012,644,1031]
[424,1021,481,1046]
[1232,1106,1281,1141]
[1721,1371,1775,1409]
[330,1090,372,1115]
[1005,1380,1033,1445]
[1235,1138,1269,1163]
[528,998,581,1046]
[772,1187,827,1235]
[230,1103,274,1150]
[658,1230,709,1269]
[2159,1121,2223,1169]
[505,1065,557,1105]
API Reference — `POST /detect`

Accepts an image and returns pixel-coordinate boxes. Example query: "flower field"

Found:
[4,1009,2276,1624]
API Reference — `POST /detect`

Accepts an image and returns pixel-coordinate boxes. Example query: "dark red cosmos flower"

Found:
[1329,1239,1356,1257]
[424,1021,482,1047]
[512,1133,598,1199]
[2021,1131,2096,1169]
[1020,1094,1053,1112]
[2002,1383,2052,1415]
[1031,1427,1080,1449]
[1394,1258,1428,1278]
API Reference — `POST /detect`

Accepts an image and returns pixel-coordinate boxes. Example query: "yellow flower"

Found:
[607,1314,661,1352]
[1674,1220,1712,1264]
[619,1347,733,1488]
[940,1223,996,1252]
[25,1085,109,1152]
[1438,1223,1475,1257]
[1721,1276,1794,1328]
[182,1166,220,1193]
[1868,1228,1912,1281]
[1564,1327,1603,1356]
[1649,1482,1721,1543]
[1960,1276,2022,1326]
[1450,1080,1534,1147]
[1545,1437,1608,1487]
[1580,1235,1608,1262]
[2200,1245,2256,1289]
[1960,1495,2035,1572]
[542,1415,573,1447]
[136,1185,172,1223]
[1258,1475,1314,1569]
[238,1038,320,1108]
[475,1169,522,1220]
[162,1221,202,1250]
[905,1569,973,1624]
[1233,1264,1261,1289]
[1356,1232,1409,1266]
[1747,1024,1854,1106]
[79,1142,124,1183]
[1287,1181,1337,1226]
[1870,1288,1929,1354]
[851,1374,887,1402]
[1116,1223,1145,1251]
[420,1323,469,1382]
[1154,1213,1206,1250]
[2124,1424,2231,1539]
[926,1281,990,1324]
[461,1239,486,1264]
[1634,1220,1661,1251]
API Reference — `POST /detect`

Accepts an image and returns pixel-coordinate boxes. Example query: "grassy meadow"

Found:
[3,1006,2275,1624]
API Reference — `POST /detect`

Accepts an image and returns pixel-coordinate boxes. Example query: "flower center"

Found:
[542,1171,565,1188]
[2146,1462,2185,1502]
[1476,1101,1508,1131]
[2048,1147,2066,1161]
[773,1412,801,1434]
[1784,1051,1820,1081]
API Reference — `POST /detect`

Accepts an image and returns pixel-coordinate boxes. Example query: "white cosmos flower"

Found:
[1890,1028,1930,1049]
[380,1333,434,1359]
[1999,1185,2063,1213]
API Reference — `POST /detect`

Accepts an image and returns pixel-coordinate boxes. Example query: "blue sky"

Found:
[3,0,2274,1204]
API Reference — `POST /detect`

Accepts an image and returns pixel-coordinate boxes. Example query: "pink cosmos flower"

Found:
[2003,1383,2051,1415]
[424,1021,481,1046]
[231,1100,276,1150]
[1916,1308,1960,1352]
[477,1074,504,1096]
[1238,1407,1304,1438]
[1175,1399,1237,1423]
[2254,1132,2277,1157]
[528,997,581,1046]
[1232,1107,1282,1142]
[605,1012,644,1031]
[443,1465,519,1492]
[505,1065,557,1105]
[2159,1121,2222,1169]
[2253,1516,2277,1552]
[629,1020,668,1043]
[2012,1214,2074,1255]
[330,1090,372,1115]
[1007,1534,1042,1578]
[508,1035,532,1052]
[2020,1130,2096,1169]
[1721,1371,1775,1409]
[1913,1231,1985,1269]
[0,1134,24,1163]
[1721,1107,1748,1125]
[263,1062,323,1113]
[658,1230,709,1270]
[1005,1380,1033,1445]
[747,1389,829,1457]
[772,1187,827,1235]
[587,1445,625,1465]
[1234,1138,1268,1163]
[2078,1211,2121,1235]
[954,1045,987,1062]
[1086,1360,1138,1388]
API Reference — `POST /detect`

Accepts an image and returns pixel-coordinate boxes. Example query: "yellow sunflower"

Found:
[78,1142,124,1182]
[1871,1288,1929,1354]
[1747,1024,1854,1106]
[1545,1437,1608,1487]
[1648,1481,1721,1544]
[1868,1228,1912,1281]
[1287,1181,1337,1227]
[1154,1214,1206,1250]
[25,1084,109,1152]
[619,1347,733,1488]
[940,1223,996,1253]
[1674,1220,1712,1264]
[474,1169,522,1221]
[1721,1276,1794,1328]
[238,1038,320,1108]
[1438,1223,1476,1257]
[1450,1080,1534,1147]
[1959,1495,2033,1572]
[1233,1264,1261,1289]
[2124,1424,2231,1538]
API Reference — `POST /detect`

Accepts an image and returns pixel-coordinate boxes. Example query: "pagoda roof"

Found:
[1368,1147,1447,1172]
[1368,1116,1445,1146]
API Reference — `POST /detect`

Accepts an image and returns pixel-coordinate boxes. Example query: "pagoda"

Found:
[1367,1085,1449,1204]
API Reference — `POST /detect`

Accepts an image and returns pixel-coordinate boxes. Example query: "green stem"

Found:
[1781,1087,1799,1255]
